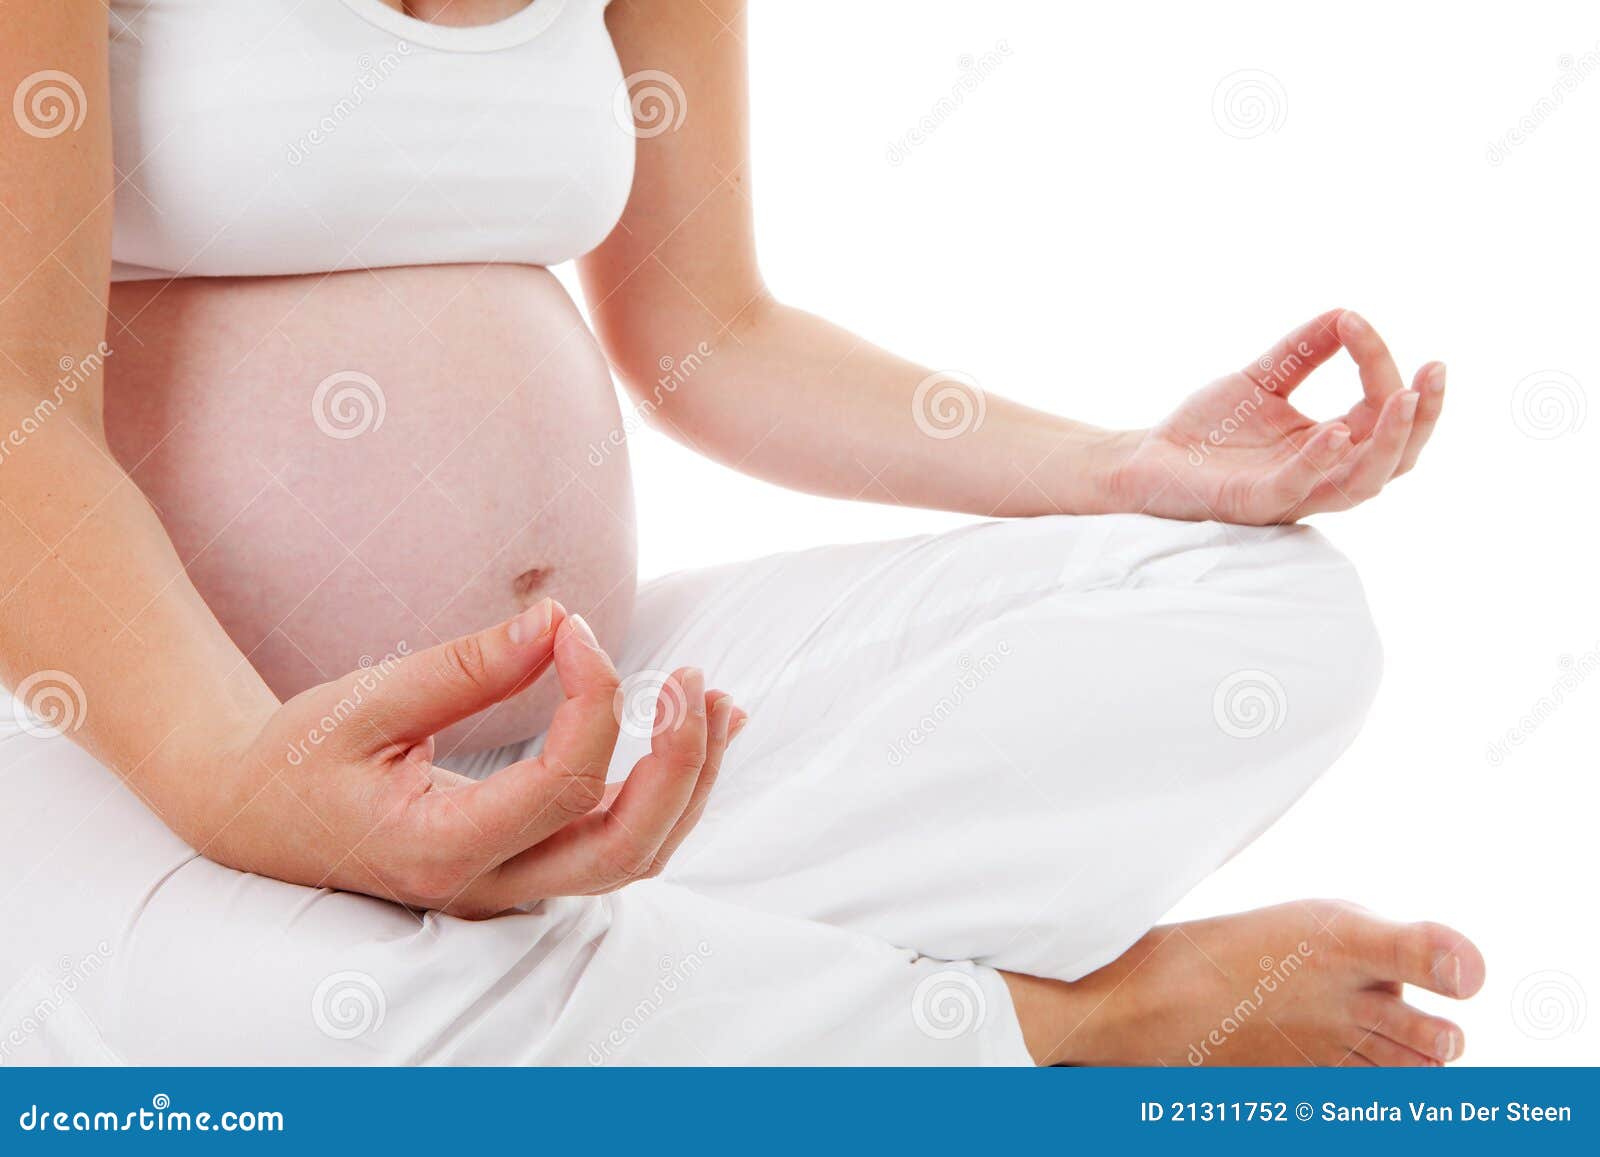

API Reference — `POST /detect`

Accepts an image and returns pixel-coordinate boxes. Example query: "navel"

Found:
[512,565,552,604]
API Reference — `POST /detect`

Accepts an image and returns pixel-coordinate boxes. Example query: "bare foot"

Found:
[1002,900,1486,1066]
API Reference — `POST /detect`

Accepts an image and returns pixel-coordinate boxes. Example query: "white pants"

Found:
[0,515,1381,1065]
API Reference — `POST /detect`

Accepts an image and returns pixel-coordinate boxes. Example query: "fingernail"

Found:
[1432,952,1461,995]
[508,599,553,645]
[673,669,705,728]
[1400,391,1420,418]
[714,698,736,741]
[1436,1028,1462,1062]
[729,709,749,741]
[567,614,598,649]
[1341,310,1367,335]
[1328,427,1351,451]
[1428,364,1447,394]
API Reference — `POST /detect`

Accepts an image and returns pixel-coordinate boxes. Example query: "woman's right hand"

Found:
[1,7,733,919]
[199,601,737,918]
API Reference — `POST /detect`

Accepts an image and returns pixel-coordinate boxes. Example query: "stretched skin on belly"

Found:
[104,264,638,753]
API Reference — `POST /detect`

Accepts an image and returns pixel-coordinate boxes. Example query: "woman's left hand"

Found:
[1111,309,1445,525]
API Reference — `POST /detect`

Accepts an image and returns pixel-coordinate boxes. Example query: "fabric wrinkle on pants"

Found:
[0,514,1381,1064]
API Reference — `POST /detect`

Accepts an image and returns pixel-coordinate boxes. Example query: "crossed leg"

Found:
[604,513,1483,1064]
[0,513,1481,1065]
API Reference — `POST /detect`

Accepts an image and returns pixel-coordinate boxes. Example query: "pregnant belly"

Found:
[104,264,637,753]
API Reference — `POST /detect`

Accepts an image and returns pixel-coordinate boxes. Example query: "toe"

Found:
[1344,1026,1440,1068]
[1443,932,1488,997]
[1334,1050,1377,1067]
[1352,991,1466,1064]
[1354,917,1486,997]
[1403,922,1486,998]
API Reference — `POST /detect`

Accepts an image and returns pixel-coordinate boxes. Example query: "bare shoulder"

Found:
[1,3,111,383]
[604,0,745,54]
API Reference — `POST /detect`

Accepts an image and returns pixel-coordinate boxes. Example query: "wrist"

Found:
[139,699,279,847]
[1045,426,1146,516]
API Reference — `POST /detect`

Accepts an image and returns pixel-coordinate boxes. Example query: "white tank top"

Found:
[107,0,635,281]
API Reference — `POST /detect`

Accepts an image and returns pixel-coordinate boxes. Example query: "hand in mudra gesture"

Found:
[1116,309,1445,525]
[208,602,742,919]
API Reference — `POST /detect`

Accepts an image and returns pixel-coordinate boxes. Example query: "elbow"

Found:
[617,335,719,429]
[602,289,779,432]
[593,265,776,396]
[0,363,109,459]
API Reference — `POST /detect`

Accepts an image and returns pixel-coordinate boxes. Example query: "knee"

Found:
[1184,522,1382,752]
[1256,526,1383,736]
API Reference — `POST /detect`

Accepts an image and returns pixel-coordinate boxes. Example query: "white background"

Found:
[560,1,1599,1064]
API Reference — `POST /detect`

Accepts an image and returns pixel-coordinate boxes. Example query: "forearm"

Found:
[0,395,278,836]
[586,0,1146,519]
[624,300,1141,516]
[0,6,278,852]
